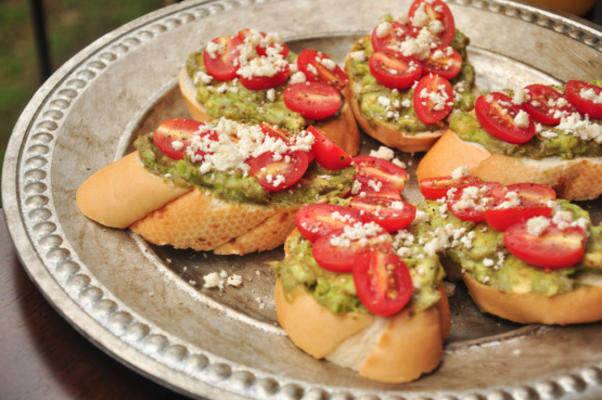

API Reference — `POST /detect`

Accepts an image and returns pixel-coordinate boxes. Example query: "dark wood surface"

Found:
[0,212,189,400]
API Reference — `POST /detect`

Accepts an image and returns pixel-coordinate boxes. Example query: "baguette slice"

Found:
[274,228,450,383]
[77,151,298,254]
[416,129,602,200]
[275,280,450,383]
[463,273,602,325]
[178,68,360,156]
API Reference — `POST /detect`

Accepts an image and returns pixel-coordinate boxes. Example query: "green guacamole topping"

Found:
[186,51,344,132]
[134,133,355,205]
[419,199,602,296]
[271,224,445,315]
[346,28,476,135]
[450,111,602,160]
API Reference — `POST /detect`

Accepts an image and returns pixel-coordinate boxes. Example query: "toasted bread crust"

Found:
[274,278,449,383]
[76,152,191,228]
[463,274,602,325]
[77,149,299,254]
[178,68,360,155]
[416,129,602,200]
[130,188,292,251]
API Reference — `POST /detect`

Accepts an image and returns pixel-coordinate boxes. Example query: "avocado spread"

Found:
[134,133,355,205]
[346,22,476,135]
[419,199,602,296]
[271,220,445,315]
[450,111,602,160]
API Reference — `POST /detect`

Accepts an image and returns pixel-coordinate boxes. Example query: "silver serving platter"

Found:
[3,0,602,399]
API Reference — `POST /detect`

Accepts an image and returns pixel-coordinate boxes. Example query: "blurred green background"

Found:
[0,0,176,200]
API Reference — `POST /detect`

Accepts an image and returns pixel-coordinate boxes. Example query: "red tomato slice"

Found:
[353,155,408,198]
[565,80,602,119]
[419,175,482,200]
[306,126,352,170]
[413,74,454,124]
[152,118,206,160]
[483,182,557,231]
[247,150,309,191]
[522,84,574,125]
[295,204,362,242]
[504,220,586,269]
[446,182,506,222]
[283,82,342,120]
[369,51,422,89]
[350,196,416,233]
[203,34,243,81]
[408,0,456,48]
[239,64,290,91]
[312,226,392,272]
[353,251,412,316]
[371,21,411,52]
[475,92,535,144]
[506,183,556,205]
[297,49,348,91]
[422,47,462,80]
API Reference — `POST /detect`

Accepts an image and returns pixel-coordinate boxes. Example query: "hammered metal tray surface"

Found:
[3,0,602,399]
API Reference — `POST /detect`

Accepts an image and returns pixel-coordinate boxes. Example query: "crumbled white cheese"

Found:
[205,41,224,58]
[555,112,602,143]
[375,21,392,38]
[526,216,550,237]
[419,82,451,111]
[450,165,469,180]
[411,3,429,27]
[579,87,602,104]
[236,29,288,79]
[318,56,336,70]
[348,50,365,62]
[494,190,520,209]
[512,88,529,105]
[329,221,388,248]
[266,88,276,102]
[289,71,306,84]
[369,145,395,161]
[351,180,362,195]
[513,109,530,128]
[193,70,213,85]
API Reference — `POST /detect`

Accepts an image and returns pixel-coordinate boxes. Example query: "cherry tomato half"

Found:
[239,64,290,91]
[446,181,506,222]
[312,226,392,272]
[475,92,535,144]
[565,80,602,119]
[260,123,293,144]
[350,196,416,233]
[353,250,413,316]
[371,21,411,52]
[522,84,573,125]
[203,34,243,81]
[504,220,586,269]
[247,150,309,191]
[369,51,422,90]
[283,82,342,120]
[419,175,482,200]
[413,74,454,124]
[153,118,206,160]
[306,126,352,170]
[422,47,462,80]
[408,0,456,48]
[297,49,348,91]
[483,183,556,232]
[353,155,408,198]
[295,203,362,242]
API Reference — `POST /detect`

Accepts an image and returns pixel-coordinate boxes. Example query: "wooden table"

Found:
[0,212,190,399]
